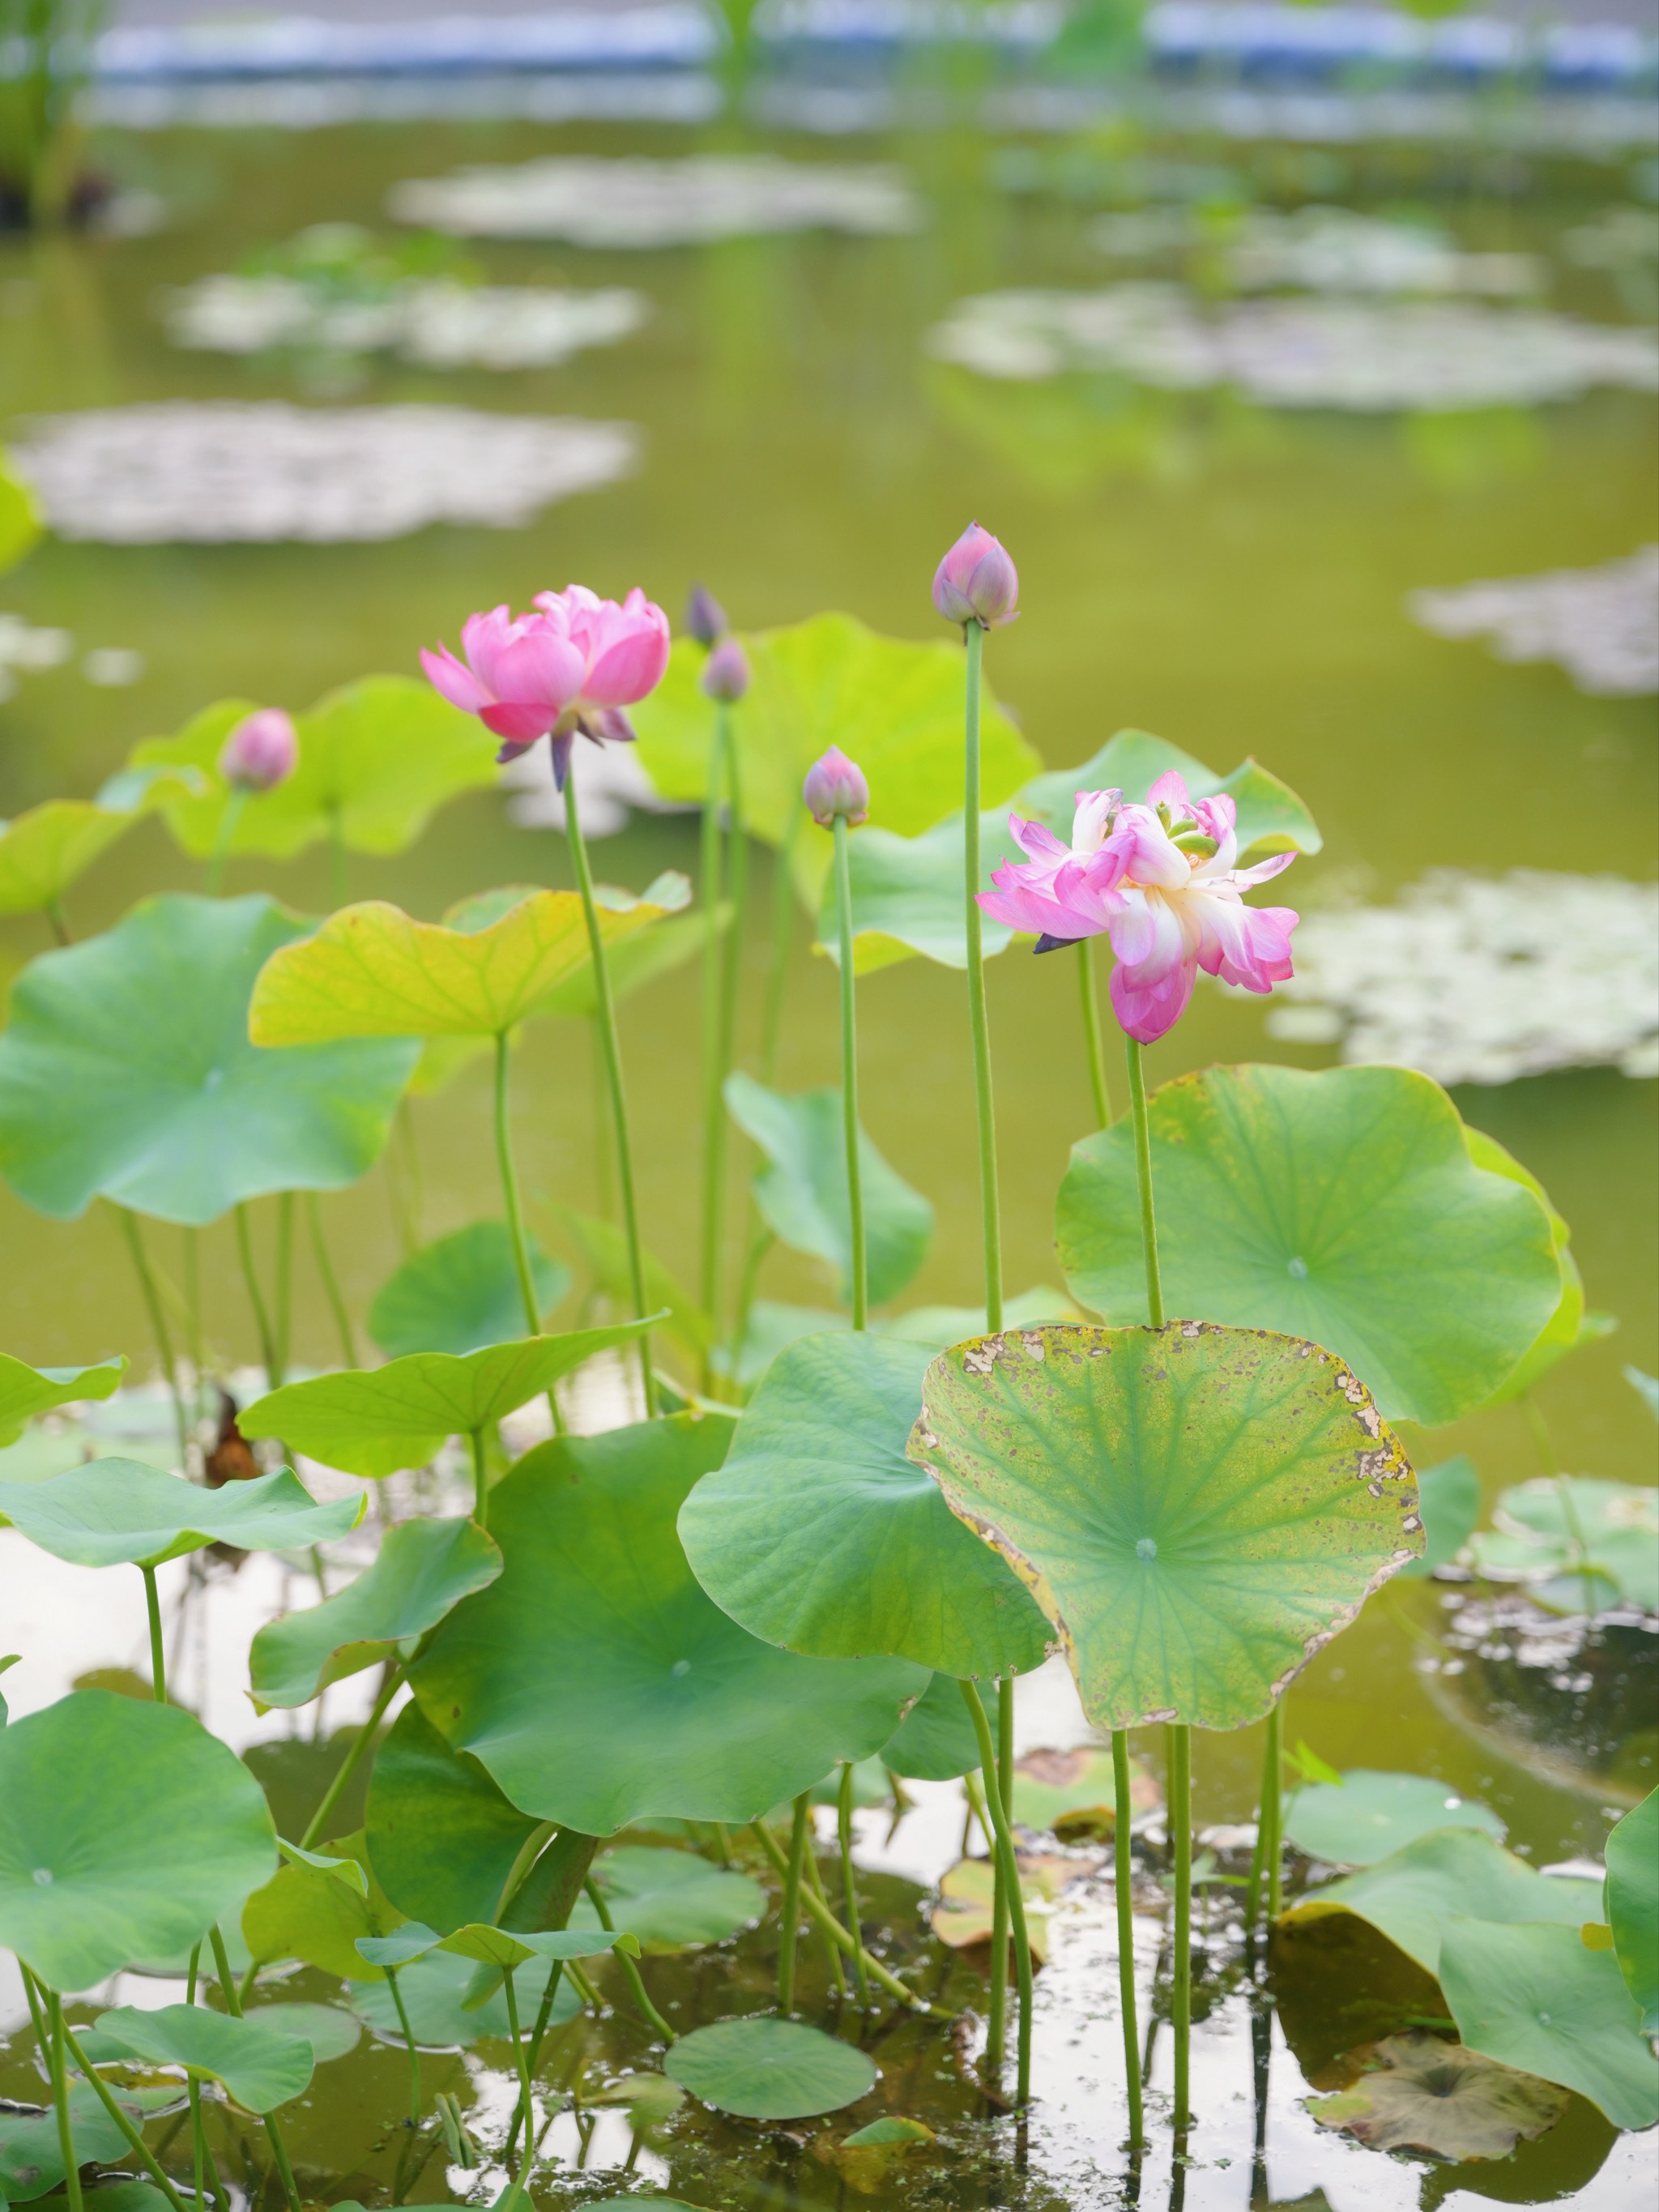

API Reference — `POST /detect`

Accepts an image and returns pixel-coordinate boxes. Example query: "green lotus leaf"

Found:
[665,2015,878,2121]
[1467,1479,1659,1616]
[249,1518,504,1709]
[0,1354,125,1449]
[680,1333,1051,1679]
[1305,2029,1568,2161]
[239,1321,659,1480]
[437,1921,636,1971]
[1,2084,138,2201]
[245,2001,361,2065]
[410,1413,928,1834]
[1056,1065,1563,1428]
[368,1222,570,1360]
[878,1672,982,1781]
[0,450,39,574]
[631,613,1038,905]
[0,895,418,1226]
[1284,1771,1505,1867]
[0,1459,364,1569]
[242,1836,399,1980]
[1282,1828,1601,1975]
[365,1701,544,1934]
[1605,1787,1658,2035]
[95,2006,313,2115]
[131,678,498,862]
[535,903,719,1021]
[347,1948,579,2048]
[554,1209,711,1365]
[30,2186,173,2212]
[569,1847,764,1952]
[725,1074,933,1309]
[354,1923,440,1967]
[1397,1456,1481,1581]
[1461,1127,1592,1407]
[0,1690,276,1988]
[1438,1919,1659,2132]
[909,1322,1419,1733]
[249,878,690,1047]
[0,803,139,921]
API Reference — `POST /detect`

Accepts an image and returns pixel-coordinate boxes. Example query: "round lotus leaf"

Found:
[410,1414,928,1834]
[0,1459,365,1570]
[95,2006,314,2114]
[1055,1064,1563,1427]
[347,1948,578,2048]
[245,2001,361,2065]
[1,2082,139,2201]
[0,1354,124,1449]
[0,1690,276,1988]
[664,2016,877,2121]
[0,895,418,1225]
[571,1847,764,1952]
[368,1222,569,1360]
[1469,1478,1659,1615]
[680,1334,1051,1680]
[878,1672,981,1782]
[908,1322,1422,1734]
[1284,1771,1505,1867]
[365,1699,543,1934]
[1605,1788,1658,2035]
[1306,2030,1568,2162]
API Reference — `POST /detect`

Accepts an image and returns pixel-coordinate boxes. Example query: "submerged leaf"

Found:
[665,2015,878,2120]
[0,1353,125,1449]
[1284,1771,1504,1867]
[369,1221,569,1359]
[1307,2031,1568,2160]
[0,1459,364,1569]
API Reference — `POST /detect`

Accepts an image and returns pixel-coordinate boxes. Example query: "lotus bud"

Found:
[932,522,1020,630]
[803,747,869,829]
[700,638,750,703]
[684,582,727,648]
[218,708,298,793]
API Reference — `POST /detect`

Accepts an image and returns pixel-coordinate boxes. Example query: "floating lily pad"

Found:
[1282,1828,1601,1975]
[1468,1479,1659,1616]
[1605,1788,1658,2035]
[0,1354,125,1449]
[240,1322,657,1479]
[879,1672,982,1782]
[0,1689,275,1988]
[132,678,498,863]
[0,895,417,1225]
[1056,1065,1563,1428]
[347,1948,579,2048]
[665,2015,877,2121]
[0,2085,138,2202]
[368,1222,569,1359]
[681,1333,1050,1680]
[909,1322,1419,1733]
[365,1700,542,1934]
[929,1855,1070,1962]
[1398,1456,1482,1581]
[95,2006,314,2114]
[1284,1771,1505,1866]
[725,1074,934,1309]
[411,1414,928,1834]
[1307,2031,1569,2160]
[245,2002,361,2065]
[249,878,689,1047]
[1439,1919,1659,2132]
[832,2115,936,2188]
[572,1847,763,1952]
[0,1459,364,1569]
[1011,1746,1158,1838]
[249,1518,503,1708]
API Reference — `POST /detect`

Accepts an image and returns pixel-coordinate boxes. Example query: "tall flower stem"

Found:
[832,814,868,1330]
[1124,1039,1164,1327]
[1112,1728,1145,2150]
[697,709,730,1374]
[961,1680,1033,2108]
[583,1878,677,2042]
[1167,1723,1192,2137]
[384,1966,421,2126]
[234,1202,282,1390]
[116,1206,190,1471]
[836,1762,872,2007]
[300,1666,401,1850]
[307,1192,359,1369]
[493,1031,562,1434]
[962,619,1003,1334]
[749,1822,931,2013]
[142,1566,168,1703]
[1262,1700,1285,1920]
[778,1791,810,2013]
[759,812,801,1086]
[986,1679,1013,2075]
[45,1990,83,2212]
[208,1927,302,2212]
[203,788,248,896]
[273,1192,294,1384]
[1078,941,1113,1129]
[563,769,656,1416]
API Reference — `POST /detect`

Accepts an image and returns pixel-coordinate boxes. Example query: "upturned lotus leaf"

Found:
[410,1414,928,1833]
[0,1354,125,1449]
[368,1222,570,1360]
[1056,1065,1563,1427]
[535,903,719,1020]
[680,1333,1050,1679]
[1284,1771,1504,1867]
[0,1690,275,1988]
[1463,1127,1600,1407]
[665,2014,878,2121]
[1306,2031,1568,2160]
[1604,1788,1657,2035]
[95,2006,315,2114]
[0,895,418,1224]
[908,1322,1420,1733]
[0,1459,364,1569]
[0,802,140,921]
[249,1518,504,1708]
[243,1834,400,1980]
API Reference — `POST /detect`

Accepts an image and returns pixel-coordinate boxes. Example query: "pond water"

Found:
[0,93,1655,2212]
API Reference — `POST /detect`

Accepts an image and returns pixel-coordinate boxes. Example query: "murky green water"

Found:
[0,103,1655,2210]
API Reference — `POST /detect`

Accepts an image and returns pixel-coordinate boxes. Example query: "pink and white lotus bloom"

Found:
[932,523,1020,630]
[422,584,671,788]
[979,770,1299,1044]
[218,707,297,793]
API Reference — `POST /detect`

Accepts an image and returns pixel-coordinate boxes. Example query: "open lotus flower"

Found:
[979,770,1298,1044]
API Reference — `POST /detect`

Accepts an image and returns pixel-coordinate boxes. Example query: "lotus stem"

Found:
[1078,939,1113,1129]
[233,1202,282,1390]
[1111,1729,1145,2150]
[562,767,656,1416]
[187,1944,208,2210]
[56,2008,193,2212]
[142,1565,168,1704]
[583,1878,676,2042]
[801,1843,848,1998]
[273,1192,294,1384]
[115,1206,190,1471]
[469,1428,488,1522]
[778,1791,810,2013]
[836,1763,872,2006]
[987,1681,1012,2076]
[45,1989,83,2212]
[384,1964,421,2127]
[749,1821,930,2013]
[1124,1039,1165,1329]
[1168,1723,1192,2137]
[962,617,1004,1334]
[831,817,869,1330]
[759,809,800,1086]
[960,1680,1032,2108]
[492,1031,562,1437]
[1264,1700,1284,1921]
[698,707,730,1377]
[44,895,72,946]
[299,1664,400,1850]
[203,787,248,897]
[209,1928,302,2212]
[305,1192,359,1369]
[500,1966,536,2207]
[326,801,348,908]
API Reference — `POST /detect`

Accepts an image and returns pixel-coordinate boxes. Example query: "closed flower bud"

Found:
[932,522,1020,630]
[802,746,869,828]
[700,638,750,703]
[684,582,727,648]
[218,708,298,792]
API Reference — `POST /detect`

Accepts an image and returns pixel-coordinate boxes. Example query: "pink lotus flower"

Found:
[422,584,671,788]
[979,770,1298,1044]
[803,747,869,827]
[932,523,1019,630]
[218,707,297,793]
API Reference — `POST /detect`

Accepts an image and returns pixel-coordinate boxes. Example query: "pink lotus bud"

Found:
[701,638,750,703]
[218,708,298,793]
[684,583,727,647]
[803,747,869,828]
[932,522,1019,630]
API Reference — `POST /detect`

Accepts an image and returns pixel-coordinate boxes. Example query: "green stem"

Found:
[187,1945,207,2212]
[58,2011,192,2212]
[989,1679,1017,2071]
[583,1878,676,2041]
[1168,1723,1192,2136]
[697,709,729,1377]
[385,1965,421,2127]
[306,1192,359,1369]
[181,1228,204,1416]
[501,1967,535,2208]
[209,1928,301,2212]
[1124,1038,1165,1327]
[203,786,247,897]
[750,1821,929,2012]
[46,1991,83,2212]
[960,1680,1032,2107]
[832,816,868,1330]
[1263,1699,1284,1923]
[470,1428,488,1522]
[493,1031,562,1436]
[273,1193,294,1386]
[299,1666,400,1850]
[759,810,800,1086]
[962,620,1004,1334]
[142,1565,168,1704]
[836,1762,872,2006]
[802,1843,847,1999]
[778,1791,810,2013]
[720,736,748,1091]
[233,1202,281,1390]
[1112,1729,1145,2149]
[116,1206,190,1471]
[326,802,348,909]
[44,895,72,946]
[1078,939,1113,1129]
[563,770,656,1417]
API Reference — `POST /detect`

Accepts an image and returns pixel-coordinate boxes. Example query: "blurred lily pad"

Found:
[1285,1771,1505,1867]
[242,1836,397,1980]
[1307,2030,1568,2159]
[245,2002,361,2065]
[1468,1479,1659,1616]
[572,1846,763,1952]
[0,1458,363,1569]
[1012,1746,1158,1839]
[665,2014,877,2120]
[368,1221,570,1359]
[0,801,146,921]
[928,1854,1072,1962]
[0,1353,125,1448]
[1398,1456,1482,1581]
